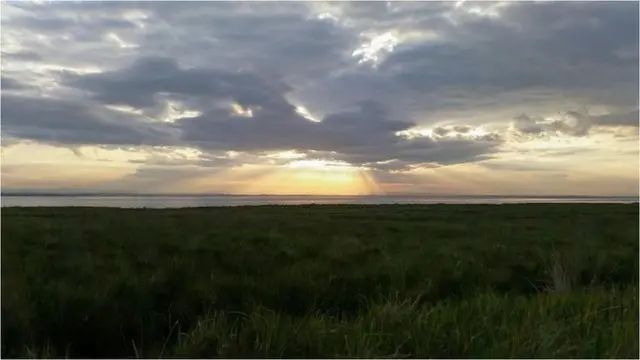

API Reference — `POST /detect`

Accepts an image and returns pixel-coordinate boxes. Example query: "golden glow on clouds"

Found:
[3,142,94,165]
[288,159,355,171]
[395,128,432,139]
[2,143,136,190]
[2,163,131,190]
[265,150,307,160]
[395,126,489,139]
[143,147,205,163]
[230,103,253,117]
[2,126,637,196]
[504,129,634,154]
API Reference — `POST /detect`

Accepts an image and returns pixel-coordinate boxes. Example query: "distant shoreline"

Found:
[2,193,637,199]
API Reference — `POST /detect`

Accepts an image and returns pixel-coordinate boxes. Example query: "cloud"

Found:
[592,110,639,128]
[177,99,503,170]
[1,76,28,90]
[380,1,638,90]
[295,1,638,124]
[512,109,639,138]
[0,1,637,195]
[60,56,293,112]
[1,50,42,62]
[1,93,175,147]
[51,56,504,169]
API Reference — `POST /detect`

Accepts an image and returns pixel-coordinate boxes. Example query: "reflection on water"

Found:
[1,195,637,208]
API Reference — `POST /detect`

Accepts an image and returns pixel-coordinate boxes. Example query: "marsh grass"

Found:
[539,247,580,293]
[172,288,638,358]
[1,204,638,358]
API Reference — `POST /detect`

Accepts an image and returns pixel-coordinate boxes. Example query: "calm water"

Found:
[1,195,637,208]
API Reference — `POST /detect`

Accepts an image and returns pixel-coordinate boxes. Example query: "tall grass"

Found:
[2,204,638,358]
[173,288,638,358]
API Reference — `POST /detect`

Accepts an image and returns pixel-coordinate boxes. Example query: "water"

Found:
[1,195,637,208]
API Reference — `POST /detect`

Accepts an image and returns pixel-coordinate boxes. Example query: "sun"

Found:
[228,159,384,195]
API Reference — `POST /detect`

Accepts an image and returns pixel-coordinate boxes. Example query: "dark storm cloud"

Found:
[297,1,638,120]
[380,1,638,95]
[1,76,27,90]
[3,1,355,81]
[177,98,502,169]
[1,93,175,147]
[51,55,504,169]
[60,56,293,111]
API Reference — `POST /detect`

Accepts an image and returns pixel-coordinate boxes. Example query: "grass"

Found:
[1,203,638,358]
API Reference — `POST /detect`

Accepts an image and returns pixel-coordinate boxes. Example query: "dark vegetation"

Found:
[1,204,638,358]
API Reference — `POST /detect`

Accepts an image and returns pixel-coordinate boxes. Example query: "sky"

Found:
[1,1,638,196]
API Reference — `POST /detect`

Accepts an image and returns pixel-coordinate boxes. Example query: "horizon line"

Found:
[1,192,638,199]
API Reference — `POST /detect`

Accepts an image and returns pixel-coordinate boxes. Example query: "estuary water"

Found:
[1,195,637,208]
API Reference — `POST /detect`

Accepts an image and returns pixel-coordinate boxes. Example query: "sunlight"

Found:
[506,130,600,152]
[122,10,149,29]
[223,159,382,195]
[143,100,203,123]
[231,103,254,118]
[104,32,138,49]
[395,128,433,139]
[287,159,356,171]
[317,12,339,22]
[2,163,132,190]
[2,143,91,165]
[355,169,386,195]
[396,126,490,140]
[162,147,204,161]
[352,32,399,66]
[105,105,144,115]
[308,2,345,26]
[461,2,511,18]
[468,126,488,138]
[454,0,466,8]
[265,150,307,160]
[34,64,104,75]
[295,105,321,122]
[235,168,375,195]
[472,6,506,18]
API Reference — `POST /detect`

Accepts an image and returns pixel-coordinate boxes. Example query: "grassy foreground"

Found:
[1,204,638,358]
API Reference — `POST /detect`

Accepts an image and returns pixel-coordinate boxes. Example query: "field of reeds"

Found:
[1,204,638,358]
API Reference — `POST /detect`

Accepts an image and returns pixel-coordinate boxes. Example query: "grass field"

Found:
[1,204,638,358]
